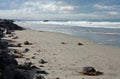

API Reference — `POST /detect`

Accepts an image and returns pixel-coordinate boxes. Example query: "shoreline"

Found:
[15,21,120,47]
[19,28,120,48]
[6,29,120,79]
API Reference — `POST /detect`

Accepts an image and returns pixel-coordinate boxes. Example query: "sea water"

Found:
[15,20,120,47]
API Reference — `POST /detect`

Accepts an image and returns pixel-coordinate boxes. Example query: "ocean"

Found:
[15,20,120,47]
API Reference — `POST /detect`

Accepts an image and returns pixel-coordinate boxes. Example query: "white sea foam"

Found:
[21,21,120,29]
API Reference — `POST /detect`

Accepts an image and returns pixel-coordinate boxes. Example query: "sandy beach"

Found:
[4,29,120,79]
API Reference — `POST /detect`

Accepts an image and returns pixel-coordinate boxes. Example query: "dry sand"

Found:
[5,29,120,79]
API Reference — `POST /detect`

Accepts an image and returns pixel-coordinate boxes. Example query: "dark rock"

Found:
[18,62,33,70]
[0,51,18,79]
[8,43,22,47]
[30,66,39,69]
[36,75,45,79]
[8,43,15,47]
[78,43,83,45]
[17,43,22,47]
[14,69,45,79]
[12,36,18,39]
[2,64,17,79]
[24,41,32,45]
[0,40,8,49]
[6,30,12,34]
[13,53,23,58]
[0,28,4,38]
[36,70,48,75]
[0,19,24,31]
[80,67,103,76]
[39,65,44,67]
[12,49,20,53]
[82,67,96,73]
[0,51,18,71]
[43,20,49,22]
[23,48,30,53]
[14,69,35,79]
[39,59,48,64]
[18,62,48,75]
[32,56,35,59]
[56,77,60,79]
[26,58,30,60]
[61,42,67,44]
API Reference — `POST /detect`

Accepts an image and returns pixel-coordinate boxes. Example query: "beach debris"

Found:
[18,62,33,70]
[13,49,23,58]
[26,58,30,60]
[13,49,21,53]
[39,59,48,64]
[12,36,19,39]
[8,43,16,47]
[14,53,23,58]
[24,41,32,45]
[32,56,35,59]
[61,42,67,44]
[80,67,103,76]
[7,33,14,37]
[23,48,30,53]
[18,62,48,74]
[6,30,12,34]
[39,65,44,67]
[17,43,22,47]
[78,42,83,45]
[56,77,60,79]
[8,43,22,47]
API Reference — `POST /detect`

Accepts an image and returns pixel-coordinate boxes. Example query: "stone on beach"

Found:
[61,42,67,44]
[23,48,30,53]
[8,43,22,47]
[13,53,23,58]
[12,36,19,39]
[80,67,103,76]
[24,41,32,45]
[39,59,48,64]
[78,42,83,45]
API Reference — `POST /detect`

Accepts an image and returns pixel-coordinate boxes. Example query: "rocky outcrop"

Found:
[0,19,24,37]
[0,19,24,31]
[0,51,46,79]
[0,19,47,79]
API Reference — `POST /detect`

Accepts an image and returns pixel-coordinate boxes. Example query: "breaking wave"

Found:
[23,21,120,29]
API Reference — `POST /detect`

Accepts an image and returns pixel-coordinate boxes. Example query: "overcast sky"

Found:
[0,0,120,20]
